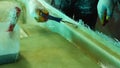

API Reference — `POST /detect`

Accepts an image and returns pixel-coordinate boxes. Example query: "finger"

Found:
[34,16,48,22]
[106,5,113,20]
[97,3,106,25]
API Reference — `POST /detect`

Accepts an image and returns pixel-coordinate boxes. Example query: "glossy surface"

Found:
[0,24,100,68]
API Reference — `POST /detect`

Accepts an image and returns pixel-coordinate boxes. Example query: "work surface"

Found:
[0,24,100,68]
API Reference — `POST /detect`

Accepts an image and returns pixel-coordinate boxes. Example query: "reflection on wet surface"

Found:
[0,24,100,68]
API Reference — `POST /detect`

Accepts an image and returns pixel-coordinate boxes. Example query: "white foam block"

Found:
[0,23,20,64]
[0,1,20,64]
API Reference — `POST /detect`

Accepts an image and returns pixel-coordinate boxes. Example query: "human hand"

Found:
[97,0,115,26]
[34,8,49,22]
[29,0,49,22]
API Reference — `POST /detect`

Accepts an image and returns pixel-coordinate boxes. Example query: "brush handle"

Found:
[41,13,62,22]
[47,15,62,22]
